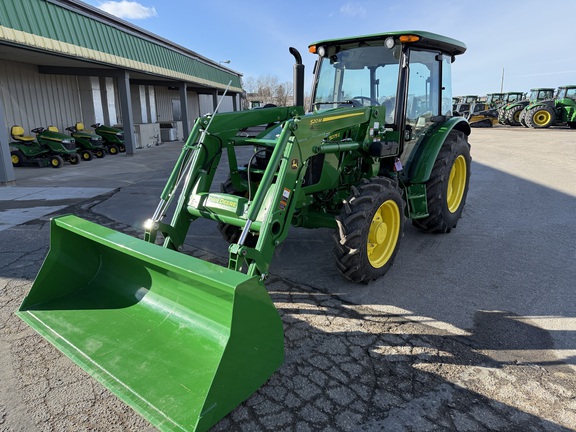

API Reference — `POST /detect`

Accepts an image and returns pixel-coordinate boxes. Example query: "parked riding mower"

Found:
[18,31,471,432]
[65,122,107,160]
[10,125,80,168]
[91,123,125,153]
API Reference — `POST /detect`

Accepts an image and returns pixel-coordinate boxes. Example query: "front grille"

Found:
[63,142,76,151]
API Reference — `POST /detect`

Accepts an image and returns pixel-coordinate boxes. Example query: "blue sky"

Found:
[84,0,576,97]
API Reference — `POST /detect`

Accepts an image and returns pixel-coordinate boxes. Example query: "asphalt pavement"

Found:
[1,127,575,431]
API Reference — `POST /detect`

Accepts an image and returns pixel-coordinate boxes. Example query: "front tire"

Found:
[108,145,119,155]
[50,155,64,168]
[217,177,259,247]
[80,150,93,161]
[334,177,405,283]
[412,130,471,234]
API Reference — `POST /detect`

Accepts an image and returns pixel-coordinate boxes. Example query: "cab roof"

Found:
[309,30,467,57]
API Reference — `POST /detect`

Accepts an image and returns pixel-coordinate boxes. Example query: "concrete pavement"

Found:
[1,127,576,431]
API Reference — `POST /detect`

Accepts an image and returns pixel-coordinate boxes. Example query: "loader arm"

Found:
[147,105,380,278]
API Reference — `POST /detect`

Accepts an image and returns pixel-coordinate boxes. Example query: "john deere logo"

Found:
[291,158,299,170]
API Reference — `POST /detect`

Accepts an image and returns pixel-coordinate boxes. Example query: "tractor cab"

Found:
[309,31,466,167]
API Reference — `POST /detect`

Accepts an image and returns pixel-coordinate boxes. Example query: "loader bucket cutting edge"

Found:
[17,215,284,432]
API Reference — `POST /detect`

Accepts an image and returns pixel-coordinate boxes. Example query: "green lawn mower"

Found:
[10,125,80,168]
[65,122,107,160]
[91,123,125,153]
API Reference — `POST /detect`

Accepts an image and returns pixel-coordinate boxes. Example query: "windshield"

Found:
[566,88,576,100]
[313,43,400,122]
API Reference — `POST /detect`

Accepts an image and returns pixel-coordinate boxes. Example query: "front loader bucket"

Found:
[17,215,284,432]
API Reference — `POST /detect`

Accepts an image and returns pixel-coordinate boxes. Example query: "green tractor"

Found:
[501,88,555,126]
[523,85,576,128]
[65,122,107,159]
[91,122,126,153]
[18,31,471,432]
[9,125,80,168]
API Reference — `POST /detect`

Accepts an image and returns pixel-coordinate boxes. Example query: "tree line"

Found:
[243,74,310,109]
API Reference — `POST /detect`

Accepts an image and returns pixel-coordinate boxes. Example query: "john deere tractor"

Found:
[501,88,555,126]
[524,85,576,128]
[18,31,471,432]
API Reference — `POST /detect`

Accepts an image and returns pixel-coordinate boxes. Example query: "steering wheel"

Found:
[351,96,380,107]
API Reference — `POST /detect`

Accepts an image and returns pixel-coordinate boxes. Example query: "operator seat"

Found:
[10,125,35,143]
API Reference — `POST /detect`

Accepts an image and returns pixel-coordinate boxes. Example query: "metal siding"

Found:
[0,0,242,90]
[0,60,81,134]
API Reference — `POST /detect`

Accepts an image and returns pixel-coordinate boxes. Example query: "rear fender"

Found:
[404,116,470,184]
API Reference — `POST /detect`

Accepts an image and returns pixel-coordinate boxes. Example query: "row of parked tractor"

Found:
[9,123,126,168]
[453,85,576,129]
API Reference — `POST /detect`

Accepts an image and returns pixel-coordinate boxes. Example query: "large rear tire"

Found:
[506,105,525,126]
[526,105,555,128]
[334,177,405,283]
[412,130,471,234]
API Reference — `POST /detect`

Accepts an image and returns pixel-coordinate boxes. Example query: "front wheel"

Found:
[50,155,64,168]
[94,148,106,158]
[80,150,93,161]
[412,130,471,234]
[334,177,405,283]
[108,145,119,155]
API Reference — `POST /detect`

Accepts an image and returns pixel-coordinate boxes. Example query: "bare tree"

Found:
[243,74,294,108]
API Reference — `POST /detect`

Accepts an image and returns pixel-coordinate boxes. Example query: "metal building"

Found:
[0,0,244,185]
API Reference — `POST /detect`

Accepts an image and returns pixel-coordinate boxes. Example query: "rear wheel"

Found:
[506,105,525,126]
[118,144,126,152]
[519,109,529,127]
[412,130,471,234]
[526,105,555,128]
[68,154,81,165]
[334,177,405,283]
[11,150,24,167]
[50,155,64,168]
[568,122,576,129]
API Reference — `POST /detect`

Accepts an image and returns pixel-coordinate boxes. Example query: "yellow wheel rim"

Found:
[447,155,467,213]
[51,158,59,167]
[367,200,401,268]
[533,109,551,126]
[11,154,19,164]
[513,111,521,122]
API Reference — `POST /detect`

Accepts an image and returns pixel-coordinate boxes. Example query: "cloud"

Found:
[98,1,157,19]
[340,3,367,17]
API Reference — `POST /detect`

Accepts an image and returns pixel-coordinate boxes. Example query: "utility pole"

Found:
[500,68,505,93]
